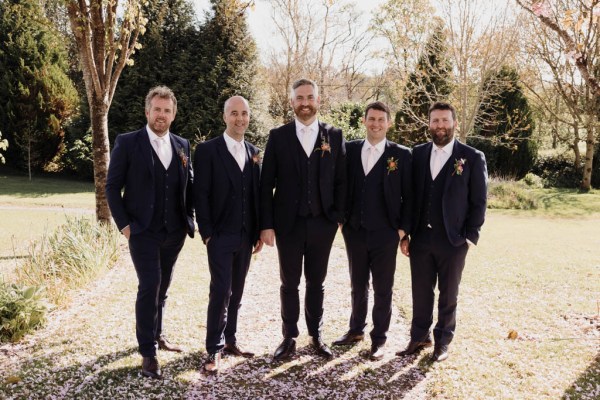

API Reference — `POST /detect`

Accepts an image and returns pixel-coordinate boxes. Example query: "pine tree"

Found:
[0,0,78,173]
[394,23,453,146]
[471,66,537,178]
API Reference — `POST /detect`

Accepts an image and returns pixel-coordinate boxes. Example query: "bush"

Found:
[0,283,48,342]
[15,217,120,305]
[531,153,581,188]
[521,172,543,188]
[487,178,539,210]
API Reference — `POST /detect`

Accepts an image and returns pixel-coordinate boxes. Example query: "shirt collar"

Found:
[146,124,170,143]
[223,131,245,149]
[295,119,319,135]
[432,138,455,155]
[363,138,386,153]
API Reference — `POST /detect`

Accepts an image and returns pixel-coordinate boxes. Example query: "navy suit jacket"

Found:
[345,139,413,233]
[412,140,487,246]
[105,127,195,237]
[259,120,346,235]
[193,135,261,244]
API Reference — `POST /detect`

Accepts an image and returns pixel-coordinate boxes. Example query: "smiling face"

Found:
[429,109,456,147]
[363,108,392,145]
[145,96,176,137]
[290,83,320,125]
[223,96,250,141]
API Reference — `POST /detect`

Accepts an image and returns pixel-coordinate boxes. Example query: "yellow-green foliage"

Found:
[0,283,48,342]
[488,178,539,209]
[15,217,120,305]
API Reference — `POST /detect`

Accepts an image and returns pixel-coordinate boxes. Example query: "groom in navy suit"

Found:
[193,96,263,373]
[106,86,195,378]
[398,101,487,362]
[332,101,412,361]
[260,78,346,361]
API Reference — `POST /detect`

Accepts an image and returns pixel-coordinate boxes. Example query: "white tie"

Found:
[155,137,170,168]
[302,127,312,157]
[365,146,376,175]
[234,142,245,171]
[432,148,443,180]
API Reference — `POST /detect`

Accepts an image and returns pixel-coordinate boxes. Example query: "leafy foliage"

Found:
[320,102,366,141]
[532,152,582,188]
[0,0,78,170]
[487,177,539,209]
[0,283,48,342]
[470,66,537,179]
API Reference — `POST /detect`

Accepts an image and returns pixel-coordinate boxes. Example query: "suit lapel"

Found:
[216,135,240,186]
[443,141,461,194]
[138,128,156,179]
[318,122,331,178]
[287,121,302,175]
[170,135,185,186]
[246,143,261,223]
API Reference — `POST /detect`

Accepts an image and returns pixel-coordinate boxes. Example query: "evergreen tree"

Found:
[470,65,537,178]
[0,0,78,172]
[394,23,453,146]
[196,0,261,142]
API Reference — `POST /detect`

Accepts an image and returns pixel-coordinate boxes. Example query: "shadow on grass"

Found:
[562,351,600,399]
[1,344,430,399]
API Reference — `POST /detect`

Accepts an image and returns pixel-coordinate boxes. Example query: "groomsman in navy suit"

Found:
[260,78,346,361]
[106,86,195,379]
[194,96,263,373]
[332,102,412,360]
[397,102,487,362]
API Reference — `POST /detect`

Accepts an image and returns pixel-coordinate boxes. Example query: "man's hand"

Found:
[252,239,264,254]
[400,238,410,257]
[121,225,131,240]
[260,229,275,247]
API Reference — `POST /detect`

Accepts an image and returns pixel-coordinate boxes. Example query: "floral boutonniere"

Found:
[252,151,262,165]
[314,134,331,157]
[386,157,398,175]
[452,158,466,176]
[177,147,188,168]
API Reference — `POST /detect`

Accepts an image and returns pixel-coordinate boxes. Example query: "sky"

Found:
[192,0,386,67]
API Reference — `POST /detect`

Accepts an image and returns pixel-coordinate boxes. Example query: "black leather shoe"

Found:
[157,336,183,353]
[273,338,296,361]
[141,356,162,379]
[223,343,255,358]
[431,344,449,362]
[369,343,385,361]
[312,336,333,359]
[203,352,221,373]
[332,331,364,346]
[396,339,433,356]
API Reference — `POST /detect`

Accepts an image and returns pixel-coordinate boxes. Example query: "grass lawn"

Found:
[0,175,598,399]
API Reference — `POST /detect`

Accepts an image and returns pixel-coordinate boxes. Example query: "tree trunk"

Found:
[572,123,581,172]
[90,100,112,223]
[581,123,595,192]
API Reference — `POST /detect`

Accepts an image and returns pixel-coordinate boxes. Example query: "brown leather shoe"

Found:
[141,356,162,379]
[312,336,333,359]
[157,336,183,353]
[332,331,364,346]
[273,338,296,361]
[203,352,221,373]
[431,344,449,362]
[223,343,255,358]
[396,339,433,356]
[369,343,385,361]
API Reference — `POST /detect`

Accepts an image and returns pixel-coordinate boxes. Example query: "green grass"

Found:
[0,174,94,209]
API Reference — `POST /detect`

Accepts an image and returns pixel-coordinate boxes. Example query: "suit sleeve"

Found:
[193,142,213,242]
[259,130,277,230]
[184,139,195,225]
[399,147,413,234]
[465,150,488,245]
[332,131,347,223]
[105,135,130,231]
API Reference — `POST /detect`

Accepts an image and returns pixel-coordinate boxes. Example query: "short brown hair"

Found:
[428,101,456,121]
[145,86,177,115]
[290,78,319,99]
[364,101,391,120]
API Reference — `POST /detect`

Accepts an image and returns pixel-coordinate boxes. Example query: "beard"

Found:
[149,119,170,136]
[293,104,317,121]
[430,126,454,146]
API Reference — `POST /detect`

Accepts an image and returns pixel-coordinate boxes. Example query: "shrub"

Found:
[487,178,539,210]
[531,153,581,188]
[15,217,120,305]
[521,172,544,188]
[0,283,48,342]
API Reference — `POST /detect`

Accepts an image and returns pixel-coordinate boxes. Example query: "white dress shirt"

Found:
[361,138,386,175]
[295,119,319,157]
[147,125,172,168]
[430,138,454,179]
[223,132,247,171]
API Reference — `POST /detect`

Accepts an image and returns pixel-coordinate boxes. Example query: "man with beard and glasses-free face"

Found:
[332,101,412,361]
[106,86,195,379]
[194,96,263,373]
[260,78,346,361]
[397,101,487,362]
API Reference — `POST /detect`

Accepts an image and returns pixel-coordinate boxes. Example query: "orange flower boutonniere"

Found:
[252,151,262,165]
[314,134,331,157]
[452,158,466,176]
[177,147,188,168]
[386,157,398,175]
